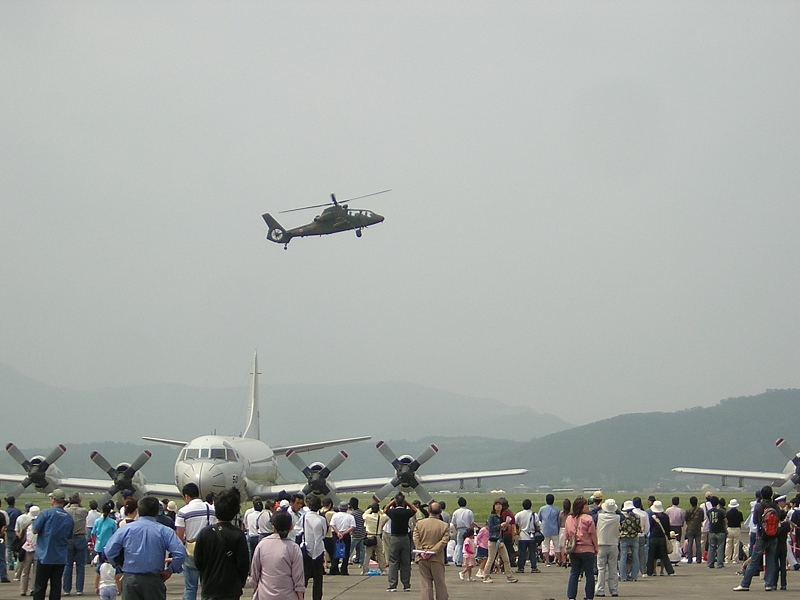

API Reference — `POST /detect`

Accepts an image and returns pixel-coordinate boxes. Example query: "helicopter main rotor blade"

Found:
[279,202,333,214]
[339,189,392,203]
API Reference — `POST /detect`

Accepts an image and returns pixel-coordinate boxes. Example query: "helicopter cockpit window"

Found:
[210,448,226,460]
[184,448,199,460]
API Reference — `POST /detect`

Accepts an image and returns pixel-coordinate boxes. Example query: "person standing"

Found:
[31,489,74,600]
[450,498,475,568]
[706,496,727,569]
[483,500,518,584]
[665,496,685,541]
[538,494,560,566]
[5,496,22,575]
[684,496,703,564]
[383,492,417,592]
[725,499,744,564]
[329,502,355,577]
[564,497,598,600]
[85,500,101,565]
[250,510,305,600]
[514,499,540,574]
[18,505,40,596]
[734,485,781,592]
[194,488,250,600]
[646,501,675,576]
[413,502,450,600]
[619,500,641,582]
[92,502,118,558]
[63,492,89,596]
[348,498,366,570]
[595,498,621,598]
[103,496,186,600]
[298,495,327,600]
[175,483,217,600]
[362,502,387,575]
[631,497,650,576]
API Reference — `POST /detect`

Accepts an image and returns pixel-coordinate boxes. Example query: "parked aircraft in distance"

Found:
[1,353,527,503]
[673,437,800,494]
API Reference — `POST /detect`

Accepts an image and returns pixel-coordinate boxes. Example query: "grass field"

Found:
[10,490,757,524]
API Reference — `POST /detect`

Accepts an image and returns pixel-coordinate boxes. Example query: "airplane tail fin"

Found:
[262,213,290,244]
[242,352,260,440]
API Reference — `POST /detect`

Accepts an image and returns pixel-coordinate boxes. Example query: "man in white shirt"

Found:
[330,503,356,576]
[450,497,475,568]
[515,499,541,574]
[301,496,328,600]
[175,483,217,600]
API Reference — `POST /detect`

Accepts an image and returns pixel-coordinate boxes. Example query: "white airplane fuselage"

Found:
[174,434,278,499]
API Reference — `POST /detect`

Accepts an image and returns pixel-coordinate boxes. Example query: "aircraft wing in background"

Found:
[671,467,789,487]
[271,436,371,456]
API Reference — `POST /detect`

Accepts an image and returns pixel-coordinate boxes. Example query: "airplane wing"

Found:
[142,437,189,447]
[249,468,528,498]
[271,436,371,457]
[55,477,181,497]
[672,467,788,486]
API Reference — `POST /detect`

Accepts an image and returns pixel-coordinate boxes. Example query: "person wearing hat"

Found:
[725,499,744,564]
[619,500,641,582]
[329,502,356,576]
[18,505,40,597]
[589,491,603,524]
[31,489,75,600]
[596,498,621,598]
[646,500,675,576]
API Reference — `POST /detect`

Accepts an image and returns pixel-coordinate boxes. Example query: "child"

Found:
[95,552,122,600]
[459,528,478,581]
[475,525,490,579]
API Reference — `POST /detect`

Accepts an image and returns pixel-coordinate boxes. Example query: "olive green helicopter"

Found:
[262,189,390,249]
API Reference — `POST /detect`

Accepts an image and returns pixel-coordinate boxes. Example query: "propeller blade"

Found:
[42,444,67,467]
[414,484,433,504]
[776,439,800,465]
[412,445,438,469]
[323,450,348,475]
[373,480,398,503]
[121,450,151,478]
[8,483,27,500]
[285,450,311,476]
[376,441,399,466]
[6,444,31,471]
[327,491,342,506]
[91,452,118,479]
[339,189,392,203]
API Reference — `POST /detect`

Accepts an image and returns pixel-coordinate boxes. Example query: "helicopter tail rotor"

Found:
[262,213,291,246]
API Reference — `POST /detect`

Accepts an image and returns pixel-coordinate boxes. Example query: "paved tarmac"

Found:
[1,560,791,600]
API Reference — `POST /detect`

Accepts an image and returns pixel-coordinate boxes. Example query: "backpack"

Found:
[760,505,779,538]
[620,512,641,538]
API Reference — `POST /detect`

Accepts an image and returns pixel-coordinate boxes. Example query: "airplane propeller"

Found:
[91,449,152,502]
[5,443,66,498]
[776,438,800,485]
[285,449,348,504]
[372,441,439,503]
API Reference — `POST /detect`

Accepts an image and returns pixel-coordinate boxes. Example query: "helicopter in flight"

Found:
[262,189,389,249]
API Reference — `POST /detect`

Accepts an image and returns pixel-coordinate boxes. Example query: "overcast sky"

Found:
[2,2,798,425]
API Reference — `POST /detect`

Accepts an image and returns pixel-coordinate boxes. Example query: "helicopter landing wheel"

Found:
[356,229,362,238]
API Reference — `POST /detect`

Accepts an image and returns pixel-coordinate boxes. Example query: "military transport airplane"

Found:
[673,437,800,495]
[1,354,527,504]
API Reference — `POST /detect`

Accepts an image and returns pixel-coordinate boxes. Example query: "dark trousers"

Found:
[303,552,325,600]
[646,537,675,576]
[330,534,351,575]
[121,572,167,600]
[323,537,336,573]
[32,562,65,600]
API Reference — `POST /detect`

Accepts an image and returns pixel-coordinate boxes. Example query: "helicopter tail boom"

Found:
[262,213,292,245]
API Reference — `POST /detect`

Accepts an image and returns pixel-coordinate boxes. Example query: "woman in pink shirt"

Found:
[250,510,306,600]
[564,497,598,600]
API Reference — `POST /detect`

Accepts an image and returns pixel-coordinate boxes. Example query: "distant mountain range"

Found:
[0,362,573,447]
[2,362,798,494]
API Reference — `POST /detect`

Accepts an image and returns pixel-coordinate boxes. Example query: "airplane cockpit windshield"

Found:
[179,447,238,461]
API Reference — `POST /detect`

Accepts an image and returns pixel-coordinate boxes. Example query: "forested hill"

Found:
[498,389,800,490]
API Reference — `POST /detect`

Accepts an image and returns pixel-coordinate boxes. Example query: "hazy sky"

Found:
[2,2,799,425]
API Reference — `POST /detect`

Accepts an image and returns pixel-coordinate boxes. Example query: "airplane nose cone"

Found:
[177,462,227,498]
